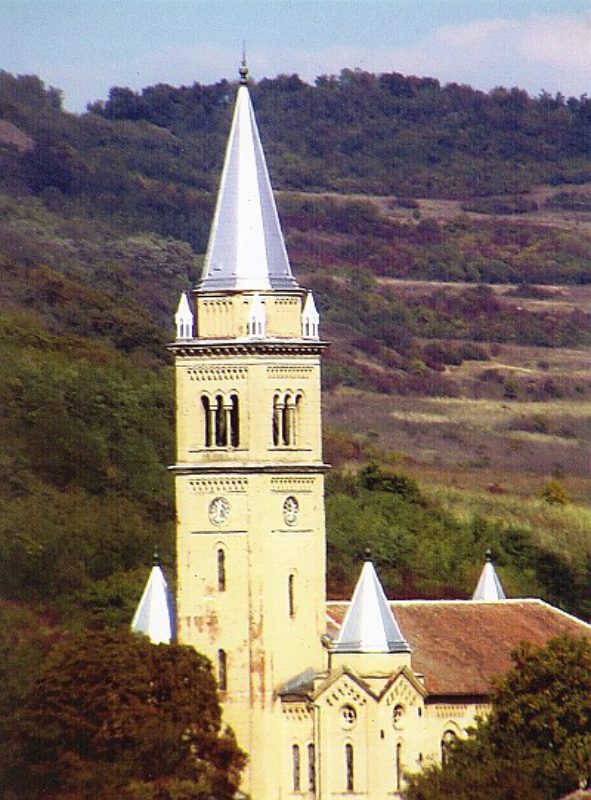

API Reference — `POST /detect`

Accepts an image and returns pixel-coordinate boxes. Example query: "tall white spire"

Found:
[332,559,411,654]
[472,550,506,601]
[131,556,174,644]
[198,63,299,292]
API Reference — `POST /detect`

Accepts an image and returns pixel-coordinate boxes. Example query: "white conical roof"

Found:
[198,68,298,292]
[332,560,411,653]
[472,552,506,601]
[131,562,174,644]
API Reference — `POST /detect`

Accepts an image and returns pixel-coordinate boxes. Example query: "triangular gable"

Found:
[313,664,376,705]
[379,665,428,705]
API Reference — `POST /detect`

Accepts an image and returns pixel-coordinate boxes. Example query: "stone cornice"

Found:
[168,338,329,358]
[169,462,331,475]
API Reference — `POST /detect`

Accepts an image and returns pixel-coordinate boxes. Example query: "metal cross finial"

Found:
[239,43,249,85]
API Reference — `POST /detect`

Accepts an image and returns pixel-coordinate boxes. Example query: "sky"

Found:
[1,0,590,113]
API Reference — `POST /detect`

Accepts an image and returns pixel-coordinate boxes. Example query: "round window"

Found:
[392,703,405,729]
[341,704,357,727]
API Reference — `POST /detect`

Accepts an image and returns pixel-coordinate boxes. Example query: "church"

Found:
[132,63,591,800]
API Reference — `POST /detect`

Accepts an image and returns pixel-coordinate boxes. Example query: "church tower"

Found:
[171,63,327,799]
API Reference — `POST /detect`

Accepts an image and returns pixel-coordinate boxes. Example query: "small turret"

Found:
[302,292,320,339]
[174,292,194,340]
[131,552,174,644]
[472,549,506,601]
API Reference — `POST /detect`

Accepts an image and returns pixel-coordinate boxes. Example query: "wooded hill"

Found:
[0,69,589,639]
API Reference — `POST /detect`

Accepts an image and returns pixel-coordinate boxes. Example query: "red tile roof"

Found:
[326,599,591,696]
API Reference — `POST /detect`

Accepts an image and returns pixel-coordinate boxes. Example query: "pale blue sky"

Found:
[2,0,590,112]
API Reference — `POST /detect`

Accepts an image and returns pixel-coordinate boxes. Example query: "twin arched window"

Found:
[273,393,302,447]
[202,394,239,448]
[292,743,316,793]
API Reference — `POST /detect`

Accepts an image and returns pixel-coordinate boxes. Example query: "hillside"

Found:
[0,69,589,631]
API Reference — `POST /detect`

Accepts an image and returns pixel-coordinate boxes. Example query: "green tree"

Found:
[404,636,591,800]
[10,629,246,800]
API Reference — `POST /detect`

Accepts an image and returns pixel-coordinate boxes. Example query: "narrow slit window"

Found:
[292,744,301,792]
[308,743,316,793]
[345,743,354,792]
[218,649,227,691]
[217,548,226,592]
[396,742,402,791]
[288,574,295,618]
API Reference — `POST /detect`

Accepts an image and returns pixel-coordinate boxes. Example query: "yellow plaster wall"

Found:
[195,291,305,339]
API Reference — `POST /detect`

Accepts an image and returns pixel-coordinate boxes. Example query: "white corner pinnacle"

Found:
[302,292,320,339]
[332,560,411,653]
[472,552,506,601]
[131,563,174,644]
[247,292,266,336]
[198,76,299,292]
[174,292,194,340]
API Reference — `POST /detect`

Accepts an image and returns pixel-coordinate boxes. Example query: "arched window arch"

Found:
[292,744,301,792]
[217,649,227,691]
[308,743,316,792]
[282,393,291,445]
[202,393,240,449]
[214,394,226,446]
[441,730,458,766]
[272,394,281,446]
[345,743,354,792]
[288,574,295,618]
[201,395,212,447]
[272,390,304,448]
[217,548,226,592]
[230,394,239,447]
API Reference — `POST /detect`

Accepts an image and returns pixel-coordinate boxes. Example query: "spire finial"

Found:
[239,44,248,85]
[364,547,372,562]
[153,548,160,567]
[485,547,493,563]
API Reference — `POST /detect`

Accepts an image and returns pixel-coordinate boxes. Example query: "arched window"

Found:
[288,574,295,618]
[441,730,457,766]
[345,743,354,792]
[294,393,303,445]
[214,395,226,446]
[217,548,226,592]
[230,394,239,447]
[282,396,290,445]
[308,743,316,792]
[217,649,227,691]
[395,742,403,790]
[272,394,281,446]
[292,744,301,792]
[201,396,212,447]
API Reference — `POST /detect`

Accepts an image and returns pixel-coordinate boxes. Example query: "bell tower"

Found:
[171,63,327,798]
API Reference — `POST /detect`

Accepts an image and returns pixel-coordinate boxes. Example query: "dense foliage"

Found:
[403,636,591,800]
[4,629,246,800]
[326,466,591,616]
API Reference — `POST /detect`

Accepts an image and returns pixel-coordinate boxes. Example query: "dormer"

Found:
[174,292,194,340]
